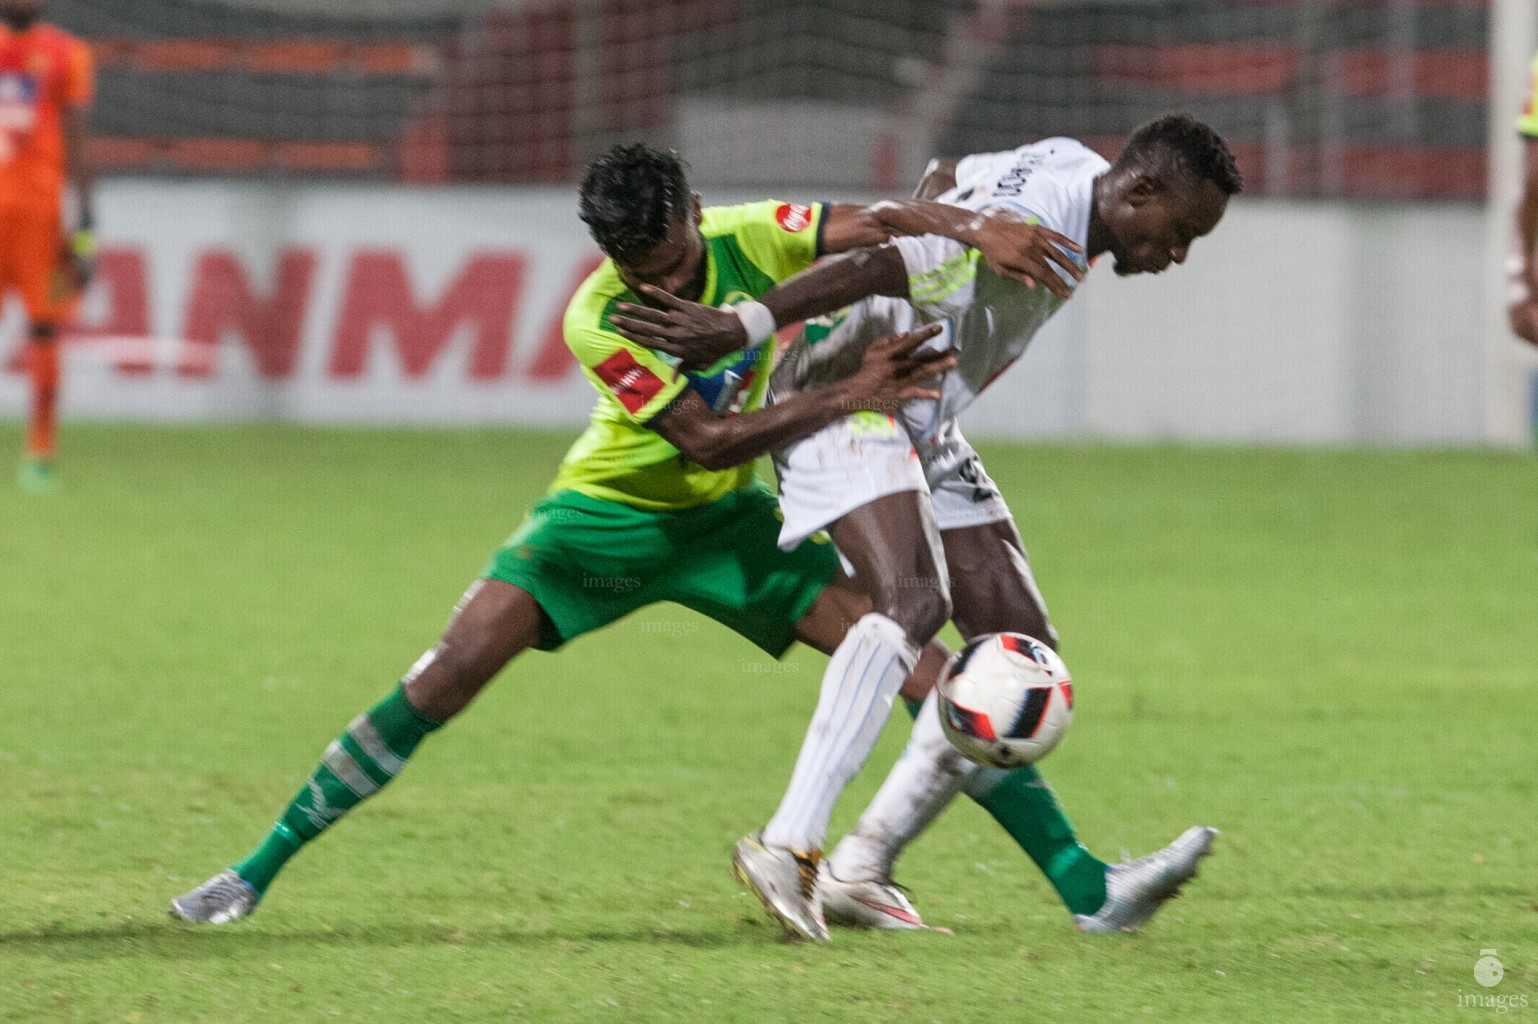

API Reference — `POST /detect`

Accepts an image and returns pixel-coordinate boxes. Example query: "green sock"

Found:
[233,684,442,895]
[905,697,1107,916]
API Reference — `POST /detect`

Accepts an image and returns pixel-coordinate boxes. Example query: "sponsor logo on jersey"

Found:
[775,203,813,233]
[0,72,39,132]
[992,152,1048,197]
[846,410,899,437]
[594,348,666,415]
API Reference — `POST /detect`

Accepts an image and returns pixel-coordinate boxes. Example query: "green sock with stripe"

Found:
[233,684,442,895]
[904,697,1107,916]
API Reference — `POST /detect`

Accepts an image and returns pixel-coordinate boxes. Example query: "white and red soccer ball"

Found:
[937,632,1074,768]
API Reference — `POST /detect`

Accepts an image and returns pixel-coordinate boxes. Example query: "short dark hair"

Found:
[578,143,692,258]
[1113,114,1244,196]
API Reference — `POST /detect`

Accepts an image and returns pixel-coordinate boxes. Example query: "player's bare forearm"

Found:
[1520,182,1538,255]
[1517,140,1538,290]
[612,246,909,371]
[649,325,950,470]
[820,160,1084,298]
[866,201,1084,299]
[1508,141,1538,346]
[818,199,948,253]
[820,192,1080,287]
[650,381,864,471]
[770,161,958,261]
[913,158,958,200]
[864,200,982,245]
[762,245,911,323]
[615,180,1084,368]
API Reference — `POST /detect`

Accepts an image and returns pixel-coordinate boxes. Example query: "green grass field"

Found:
[2,424,1534,1023]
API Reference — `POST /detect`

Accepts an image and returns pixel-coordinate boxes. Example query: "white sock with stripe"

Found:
[827,689,969,881]
[761,613,918,851]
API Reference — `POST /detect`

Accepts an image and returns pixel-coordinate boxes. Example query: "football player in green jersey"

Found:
[1508,49,1538,349]
[168,143,1083,930]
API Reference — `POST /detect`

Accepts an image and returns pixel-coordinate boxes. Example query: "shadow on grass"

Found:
[0,918,783,958]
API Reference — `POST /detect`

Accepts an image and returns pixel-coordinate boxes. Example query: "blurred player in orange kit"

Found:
[0,0,94,494]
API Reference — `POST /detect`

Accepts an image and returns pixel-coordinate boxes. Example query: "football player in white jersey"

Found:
[613,114,1243,935]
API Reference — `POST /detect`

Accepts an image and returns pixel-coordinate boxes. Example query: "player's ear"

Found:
[691,193,703,223]
[1125,174,1160,207]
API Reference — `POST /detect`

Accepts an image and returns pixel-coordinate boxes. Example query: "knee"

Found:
[404,639,501,721]
[1015,607,1059,650]
[878,576,951,647]
[958,595,1057,650]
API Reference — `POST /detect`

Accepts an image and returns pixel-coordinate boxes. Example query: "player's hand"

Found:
[65,228,97,290]
[612,286,747,371]
[845,323,954,412]
[967,208,1084,300]
[1508,297,1538,347]
[1507,257,1538,347]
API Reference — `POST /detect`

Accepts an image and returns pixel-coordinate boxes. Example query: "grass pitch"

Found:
[1,424,1534,1023]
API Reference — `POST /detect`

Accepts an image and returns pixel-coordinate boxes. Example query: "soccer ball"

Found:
[937,632,1074,768]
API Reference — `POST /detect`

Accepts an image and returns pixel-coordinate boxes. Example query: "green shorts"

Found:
[482,484,839,656]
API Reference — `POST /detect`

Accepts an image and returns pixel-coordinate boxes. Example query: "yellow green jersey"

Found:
[549,200,826,511]
[1519,51,1538,137]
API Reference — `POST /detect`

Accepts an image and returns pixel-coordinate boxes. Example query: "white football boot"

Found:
[818,863,930,931]
[1073,826,1216,933]
[731,835,829,941]
[169,870,259,924]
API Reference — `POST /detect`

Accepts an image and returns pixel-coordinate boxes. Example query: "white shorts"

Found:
[774,412,1012,550]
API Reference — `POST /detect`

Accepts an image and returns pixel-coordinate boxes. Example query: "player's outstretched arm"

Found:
[649,325,952,471]
[1510,137,1538,347]
[1520,139,1538,288]
[809,157,1082,297]
[614,201,1084,371]
[893,156,1085,293]
[614,244,910,370]
[815,197,1083,298]
[62,42,98,288]
[848,201,1084,299]
[912,158,959,201]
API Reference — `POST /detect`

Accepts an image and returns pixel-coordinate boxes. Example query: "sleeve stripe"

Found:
[909,249,981,306]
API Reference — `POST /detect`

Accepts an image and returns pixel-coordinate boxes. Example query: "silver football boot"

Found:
[1073,826,1217,933]
[169,870,259,924]
[731,835,829,941]
[818,863,929,931]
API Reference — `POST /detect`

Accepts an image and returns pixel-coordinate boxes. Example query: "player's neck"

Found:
[1,17,38,31]
[1085,175,1113,261]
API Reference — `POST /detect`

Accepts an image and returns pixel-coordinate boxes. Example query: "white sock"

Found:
[761,613,918,851]
[828,689,971,881]
[960,764,1013,801]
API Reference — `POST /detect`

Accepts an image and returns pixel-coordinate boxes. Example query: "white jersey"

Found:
[776,137,1107,443]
